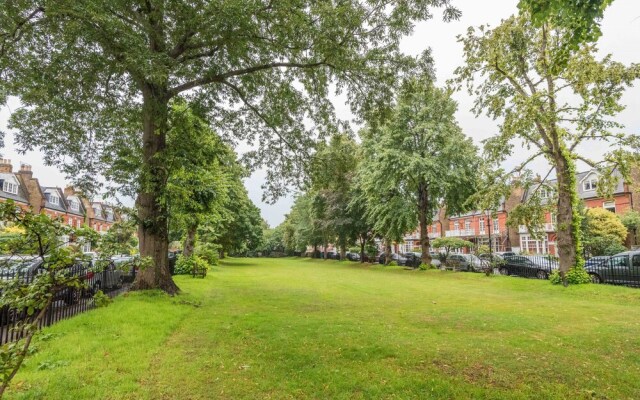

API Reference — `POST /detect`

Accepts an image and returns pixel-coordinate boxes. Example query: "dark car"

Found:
[585,251,640,286]
[584,256,610,268]
[500,255,558,279]
[378,253,407,266]
[445,254,485,272]
[0,257,95,304]
[345,252,361,262]
[402,252,422,268]
[90,259,125,291]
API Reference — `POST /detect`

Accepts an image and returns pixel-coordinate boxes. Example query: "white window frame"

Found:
[454,221,459,231]
[583,179,597,191]
[493,218,499,232]
[603,201,616,213]
[465,219,471,230]
[50,195,60,205]
[479,218,485,232]
[70,201,80,211]
[539,188,548,198]
[2,181,18,195]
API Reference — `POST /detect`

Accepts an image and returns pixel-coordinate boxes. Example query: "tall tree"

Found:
[358,78,479,266]
[4,0,460,293]
[165,102,234,258]
[455,15,640,281]
[307,134,359,260]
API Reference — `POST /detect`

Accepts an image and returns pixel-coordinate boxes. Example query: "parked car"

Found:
[500,255,558,279]
[90,259,124,291]
[445,254,485,272]
[584,256,610,268]
[325,251,340,260]
[0,257,95,304]
[585,251,640,286]
[402,252,441,268]
[378,253,407,266]
[345,252,361,262]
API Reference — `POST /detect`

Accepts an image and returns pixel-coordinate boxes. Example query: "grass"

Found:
[6,257,640,399]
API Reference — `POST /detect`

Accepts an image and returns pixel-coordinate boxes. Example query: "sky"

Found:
[1,0,639,227]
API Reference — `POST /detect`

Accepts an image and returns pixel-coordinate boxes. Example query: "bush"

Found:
[175,255,210,275]
[194,243,219,265]
[388,261,398,267]
[550,266,591,285]
[418,263,435,270]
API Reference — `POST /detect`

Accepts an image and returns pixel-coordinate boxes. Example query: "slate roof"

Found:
[41,187,67,213]
[0,173,29,204]
[523,169,627,202]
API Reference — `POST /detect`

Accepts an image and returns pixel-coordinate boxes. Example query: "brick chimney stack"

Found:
[0,159,13,173]
[15,163,44,212]
[18,163,32,176]
[64,186,75,197]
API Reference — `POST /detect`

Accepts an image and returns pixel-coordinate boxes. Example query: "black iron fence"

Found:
[0,261,135,344]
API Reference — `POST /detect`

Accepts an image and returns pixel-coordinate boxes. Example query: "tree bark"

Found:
[132,84,179,295]
[339,239,346,261]
[555,151,577,280]
[418,182,432,266]
[219,248,226,259]
[384,239,392,265]
[182,225,196,257]
[359,236,366,263]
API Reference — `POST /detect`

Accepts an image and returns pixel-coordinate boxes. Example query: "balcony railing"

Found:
[428,232,439,239]
[445,229,476,237]
[518,223,556,234]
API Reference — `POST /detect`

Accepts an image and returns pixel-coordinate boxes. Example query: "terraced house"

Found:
[397,168,640,256]
[0,160,119,241]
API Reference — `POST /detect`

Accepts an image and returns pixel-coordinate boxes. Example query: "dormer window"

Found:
[70,201,80,211]
[539,188,549,198]
[583,178,597,191]
[93,207,101,217]
[50,195,60,205]
[2,181,17,195]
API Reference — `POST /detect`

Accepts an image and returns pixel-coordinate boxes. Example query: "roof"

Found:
[523,169,627,202]
[41,187,67,213]
[64,194,85,216]
[0,173,30,204]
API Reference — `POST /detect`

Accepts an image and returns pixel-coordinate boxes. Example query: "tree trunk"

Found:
[360,236,366,263]
[339,238,346,261]
[323,241,328,259]
[132,84,179,295]
[418,182,432,266]
[384,239,392,266]
[555,151,578,281]
[182,225,196,257]
[313,244,318,258]
[219,248,226,259]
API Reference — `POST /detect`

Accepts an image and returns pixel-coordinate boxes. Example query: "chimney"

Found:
[18,163,32,177]
[64,186,75,197]
[0,159,13,173]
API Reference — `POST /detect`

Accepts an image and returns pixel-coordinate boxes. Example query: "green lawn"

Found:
[6,257,640,399]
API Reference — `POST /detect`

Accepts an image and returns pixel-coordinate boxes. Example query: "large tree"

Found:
[358,78,479,266]
[3,0,460,293]
[455,15,639,281]
[307,134,360,260]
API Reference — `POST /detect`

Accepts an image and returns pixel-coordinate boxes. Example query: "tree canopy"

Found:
[357,77,479,265]
[2,0,461,293]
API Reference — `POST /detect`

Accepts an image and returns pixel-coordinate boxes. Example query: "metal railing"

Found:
[0,262,135,344]
[518,223,556,234]
[445,229,476,237]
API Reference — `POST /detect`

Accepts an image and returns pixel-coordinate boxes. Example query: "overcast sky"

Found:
[1,0,639,227]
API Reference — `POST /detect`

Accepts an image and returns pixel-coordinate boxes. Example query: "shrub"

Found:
[418,263,435,270]
[388,261,398,267]
[194,243,219,266]
[550,266,591,285]
[175,255,209,275]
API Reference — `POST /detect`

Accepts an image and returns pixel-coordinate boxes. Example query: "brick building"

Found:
[393,168,639,256]
[0,160,119,238]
